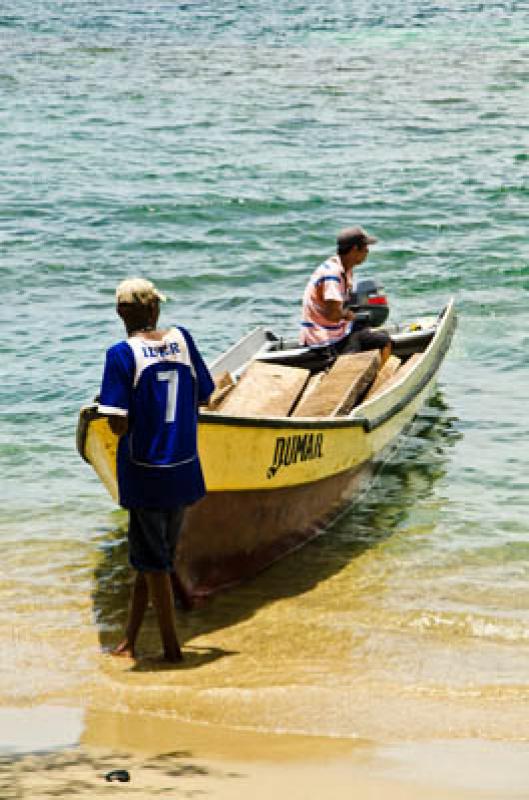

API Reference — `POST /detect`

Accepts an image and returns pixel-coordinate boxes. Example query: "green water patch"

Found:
[79,46,120,56]
[0,15,23,28]
[484,183,529,198]
[425,96,473,106]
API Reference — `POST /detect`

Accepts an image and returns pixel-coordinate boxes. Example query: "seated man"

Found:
[300,226,391,363]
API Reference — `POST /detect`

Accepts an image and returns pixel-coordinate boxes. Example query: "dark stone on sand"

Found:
[105,769,131,782]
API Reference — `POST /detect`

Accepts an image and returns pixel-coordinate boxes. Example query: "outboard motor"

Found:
[344,277,389,328]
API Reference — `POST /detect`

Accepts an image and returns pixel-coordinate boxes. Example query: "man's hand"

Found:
[107,415,128,437]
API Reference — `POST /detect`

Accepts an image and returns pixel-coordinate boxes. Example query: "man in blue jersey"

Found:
[98,278,214,662]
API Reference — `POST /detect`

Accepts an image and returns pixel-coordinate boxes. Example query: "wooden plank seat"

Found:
[291,350,381,418]
[216,361,310,417]
[363,355,401,401]
[364,352,422,402]
[368,353,424,394]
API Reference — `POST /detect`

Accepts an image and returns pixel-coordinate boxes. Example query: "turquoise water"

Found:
[1,1,528,754]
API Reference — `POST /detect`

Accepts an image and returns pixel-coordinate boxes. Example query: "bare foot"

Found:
[112,640,135,658]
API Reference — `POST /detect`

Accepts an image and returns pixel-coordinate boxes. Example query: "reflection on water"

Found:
[92,529,130,651]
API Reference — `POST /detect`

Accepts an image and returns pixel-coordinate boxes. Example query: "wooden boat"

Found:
[77,299,456,603]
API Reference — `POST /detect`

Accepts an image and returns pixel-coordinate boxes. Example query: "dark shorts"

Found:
[335,326,391,356]
[128,507,185,573]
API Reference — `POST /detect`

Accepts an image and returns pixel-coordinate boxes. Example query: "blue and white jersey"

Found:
[98,326,214,510]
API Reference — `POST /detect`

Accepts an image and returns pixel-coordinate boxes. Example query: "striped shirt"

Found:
[300,255,352,346]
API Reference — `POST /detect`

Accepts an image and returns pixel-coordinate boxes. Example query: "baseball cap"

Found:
[115,278,167,305]
[336,226,378,255]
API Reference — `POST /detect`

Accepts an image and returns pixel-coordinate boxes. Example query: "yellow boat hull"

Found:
[78,300,456,600]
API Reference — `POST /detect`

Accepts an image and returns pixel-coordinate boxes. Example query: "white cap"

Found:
[115,278,167,305]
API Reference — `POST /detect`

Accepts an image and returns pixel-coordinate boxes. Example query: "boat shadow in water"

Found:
[92,391,461,655]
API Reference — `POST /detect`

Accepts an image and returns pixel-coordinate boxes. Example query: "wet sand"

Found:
[1,707,528,800]
[0,748,480,800]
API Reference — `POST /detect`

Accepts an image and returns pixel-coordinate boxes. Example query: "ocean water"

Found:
[1,0,528,760]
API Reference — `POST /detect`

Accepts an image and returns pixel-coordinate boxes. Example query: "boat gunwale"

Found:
[357,297,456,430]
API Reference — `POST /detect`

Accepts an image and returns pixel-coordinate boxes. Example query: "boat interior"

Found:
[252,321,436,374]
[205,313,441,419]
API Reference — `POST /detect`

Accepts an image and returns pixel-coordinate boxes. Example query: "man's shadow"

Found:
[92,391,460,657]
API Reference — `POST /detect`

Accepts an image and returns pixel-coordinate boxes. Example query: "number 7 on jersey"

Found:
[157,370,179,422]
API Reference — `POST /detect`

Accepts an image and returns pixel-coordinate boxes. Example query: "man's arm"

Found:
[179,327,215,404]
[98,344,133,435]
[322,299,355,323]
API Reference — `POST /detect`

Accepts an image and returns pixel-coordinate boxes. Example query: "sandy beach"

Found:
[0,747,481,800]
[2,706,528,800]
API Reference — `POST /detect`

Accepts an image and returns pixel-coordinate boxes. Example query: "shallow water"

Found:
[1,0,528,768]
